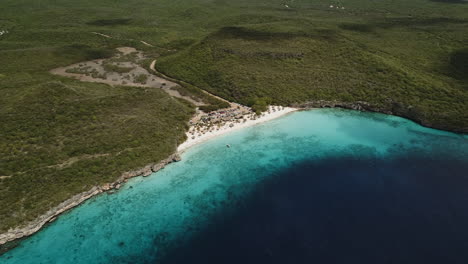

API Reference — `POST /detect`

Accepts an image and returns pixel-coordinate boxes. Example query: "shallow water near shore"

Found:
[1,109,468,264]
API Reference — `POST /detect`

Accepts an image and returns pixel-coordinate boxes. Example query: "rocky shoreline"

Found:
[295,100,468,134]
[1,101,465,254]
[0,153,182,249]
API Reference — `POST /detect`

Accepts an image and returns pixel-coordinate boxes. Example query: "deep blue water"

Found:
[1,109,467,264]
[161,157,468,264]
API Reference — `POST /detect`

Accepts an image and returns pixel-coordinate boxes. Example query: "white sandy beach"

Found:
[178,106,297,152]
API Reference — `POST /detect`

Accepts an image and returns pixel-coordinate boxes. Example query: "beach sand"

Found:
[0,106,297,246]
[178,106,297,153]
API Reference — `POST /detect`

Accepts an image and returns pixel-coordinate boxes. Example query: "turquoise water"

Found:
[1,109,467,264]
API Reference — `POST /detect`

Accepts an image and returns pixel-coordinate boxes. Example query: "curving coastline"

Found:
[0,49,300,251]
[1,98,465,252]
[0,153,182,247]
[0,106,297,249]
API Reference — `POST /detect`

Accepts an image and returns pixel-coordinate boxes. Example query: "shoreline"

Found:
[0,154,182,248]
[1,103,465,252]
[178,106,298,153]
[296,100,468,134]
[1,51,298,250]
[0,106,297,250]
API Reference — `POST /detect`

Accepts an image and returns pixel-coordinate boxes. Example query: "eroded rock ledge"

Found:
[0,153,182,247]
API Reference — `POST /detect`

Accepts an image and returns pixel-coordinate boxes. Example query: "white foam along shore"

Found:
[177,106,298,153]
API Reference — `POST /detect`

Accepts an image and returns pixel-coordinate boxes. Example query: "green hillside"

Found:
[157,0,468,132]
[0,0,467,234]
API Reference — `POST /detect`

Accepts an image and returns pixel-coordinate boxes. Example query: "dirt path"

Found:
[47,153,111,170]
[149,60,233,106]
[91,32,111,38]
[140,41,154,47]
[149,60,256,125]
[91,32,167,51]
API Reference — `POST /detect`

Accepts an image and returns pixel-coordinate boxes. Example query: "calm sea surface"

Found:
[2,109,468,264]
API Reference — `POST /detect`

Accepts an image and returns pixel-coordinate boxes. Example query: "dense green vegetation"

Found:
[103,63,134,73]
[169,83,231,112]
[134,73,149,84]
[157,1,468,132]
[0,78,193,230]
[0,43,194,231]
[0,0,208,233]
[0,0,467,236]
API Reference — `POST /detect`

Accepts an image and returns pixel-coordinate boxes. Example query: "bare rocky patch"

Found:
[51,47,204,106]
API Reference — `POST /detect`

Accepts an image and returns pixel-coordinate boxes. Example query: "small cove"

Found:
[1,109,467,264]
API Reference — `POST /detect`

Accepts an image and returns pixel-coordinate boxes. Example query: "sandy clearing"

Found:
[50,48,205,106]
[178,106,297,153]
